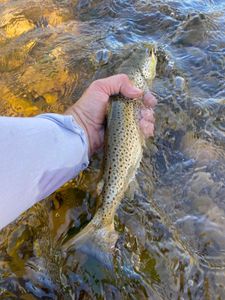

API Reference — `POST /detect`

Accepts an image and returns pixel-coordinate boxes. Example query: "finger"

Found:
[92,74,143,99]
[143,92,157,108]
[140,108,155,123]
[139,119,155,138]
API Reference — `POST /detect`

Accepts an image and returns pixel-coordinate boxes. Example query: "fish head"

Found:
[118,45,157,90]
[140,45,157,83]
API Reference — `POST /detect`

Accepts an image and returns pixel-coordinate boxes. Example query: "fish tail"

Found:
[62,221,118,269]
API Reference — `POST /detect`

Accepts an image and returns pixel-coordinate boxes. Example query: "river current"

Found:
[0,0,225,299]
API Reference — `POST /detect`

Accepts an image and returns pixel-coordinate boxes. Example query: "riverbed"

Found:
[0,0,225,299]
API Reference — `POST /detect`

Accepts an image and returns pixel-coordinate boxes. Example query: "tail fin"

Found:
[62,222,118,270]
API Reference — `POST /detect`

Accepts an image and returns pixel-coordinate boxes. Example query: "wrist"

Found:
[64,107,92,158]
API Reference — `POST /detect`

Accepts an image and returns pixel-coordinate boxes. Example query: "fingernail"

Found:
[132,87,142,95]
[145,92,158,106]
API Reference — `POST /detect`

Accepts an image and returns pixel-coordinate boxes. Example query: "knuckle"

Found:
[89,79,106,92]
[118,73,129,82]
[90,80,101,89]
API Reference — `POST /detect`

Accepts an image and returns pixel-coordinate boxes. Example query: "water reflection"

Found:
[0,0,225,299]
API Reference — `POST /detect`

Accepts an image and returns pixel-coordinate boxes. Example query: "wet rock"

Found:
[174,75,185,91]
[94,49,111,66]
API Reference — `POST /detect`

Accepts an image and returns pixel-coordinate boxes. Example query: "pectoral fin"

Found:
[96,179,104,196]
[125,180,139,200]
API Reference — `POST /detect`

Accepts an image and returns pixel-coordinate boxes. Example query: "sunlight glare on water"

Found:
[0,0,225,299]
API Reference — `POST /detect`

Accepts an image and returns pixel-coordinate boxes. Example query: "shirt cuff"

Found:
[36,113,89,172]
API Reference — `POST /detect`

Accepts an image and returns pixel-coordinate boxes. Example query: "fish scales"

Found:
[63,46,157,267]
[94,98,143,226]
[96,47,157,226]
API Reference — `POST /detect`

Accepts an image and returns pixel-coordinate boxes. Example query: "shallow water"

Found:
[0,0,225,299]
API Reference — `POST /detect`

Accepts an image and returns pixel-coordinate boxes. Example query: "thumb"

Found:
[91,74,143,99]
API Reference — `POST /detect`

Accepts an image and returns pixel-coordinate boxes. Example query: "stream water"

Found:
[0,0,225,299]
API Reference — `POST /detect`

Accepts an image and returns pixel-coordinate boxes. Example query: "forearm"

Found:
[0,113,89,230]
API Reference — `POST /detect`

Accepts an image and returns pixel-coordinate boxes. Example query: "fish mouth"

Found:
[125,43,155,61]
[143,43,155,54]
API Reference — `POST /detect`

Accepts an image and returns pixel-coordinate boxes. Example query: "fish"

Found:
[62,46,157,268]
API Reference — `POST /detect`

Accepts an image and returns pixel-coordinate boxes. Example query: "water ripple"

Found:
[0,0,225,299]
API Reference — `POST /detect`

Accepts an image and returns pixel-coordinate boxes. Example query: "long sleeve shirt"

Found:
[0,113,89,230]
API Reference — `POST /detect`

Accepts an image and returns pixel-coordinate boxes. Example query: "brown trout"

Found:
[63,47,157,267]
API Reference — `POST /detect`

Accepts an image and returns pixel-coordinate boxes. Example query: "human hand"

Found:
[64,74,157,157]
